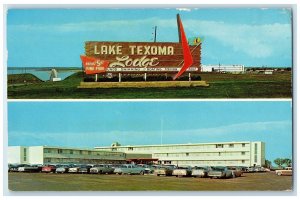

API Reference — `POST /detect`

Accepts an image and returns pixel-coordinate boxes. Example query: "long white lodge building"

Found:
[8,141,265,167]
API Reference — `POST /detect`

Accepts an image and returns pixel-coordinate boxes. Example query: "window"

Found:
[80,150,83,155]
[229,144,234,148]
[70,150,73,154]
[58,149,63,154]
[216,144,224,148]
[23,148,27,161]
[242,143,246,147]
[88,151,91,155]
[44,149,51,153]
[218,152,221,156]
[241,152,245,155]
[128,147,133,151]
[242,160,245,163]
[254,143,258,162]
[186,153,189,156]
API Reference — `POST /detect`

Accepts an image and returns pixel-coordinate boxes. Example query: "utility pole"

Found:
[153,26,157,42]
[160,118,163,145]
[177,14,182,43]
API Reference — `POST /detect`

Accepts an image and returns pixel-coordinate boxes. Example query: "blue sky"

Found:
[7,8,292,67]
[8,101,292,163]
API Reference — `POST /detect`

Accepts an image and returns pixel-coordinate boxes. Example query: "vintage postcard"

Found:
[6,7,292,99]
[7,101,292,191]
[5,5,294,194]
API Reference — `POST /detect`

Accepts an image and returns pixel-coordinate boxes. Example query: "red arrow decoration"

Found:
[173,15,194,80]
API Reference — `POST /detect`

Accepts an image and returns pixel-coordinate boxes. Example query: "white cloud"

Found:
[176,8,191,12]
[176,120,291,136]
[183,20,291,58]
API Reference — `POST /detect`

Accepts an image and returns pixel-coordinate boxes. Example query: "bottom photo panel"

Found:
[7,101,293,192]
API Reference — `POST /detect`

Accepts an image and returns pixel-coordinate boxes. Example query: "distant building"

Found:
[201,65,245,73]
[263,70,274,75]
[95,141,265,167]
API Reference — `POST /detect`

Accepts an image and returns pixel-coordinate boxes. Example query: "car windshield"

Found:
[194,167,207,170]
[177,167,189,169]
[227,167,236,170]
[212,167,225,171]
[163,165,176,169]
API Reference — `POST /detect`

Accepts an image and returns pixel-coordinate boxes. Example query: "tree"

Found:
[274,158,285,169]
[274,158,292,168]
[283,158,292,167]
[264,159,272,168]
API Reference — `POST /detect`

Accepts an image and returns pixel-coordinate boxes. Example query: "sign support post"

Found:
[189,73,191,81]
[144,73,147,81]
[95,74,98,82]
[119,73,122,82]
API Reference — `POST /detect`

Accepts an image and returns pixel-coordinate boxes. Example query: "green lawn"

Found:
[8,172,293,191]
[7,72,292,99]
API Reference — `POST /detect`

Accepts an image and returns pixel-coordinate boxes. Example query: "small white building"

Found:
[201,65,245,73]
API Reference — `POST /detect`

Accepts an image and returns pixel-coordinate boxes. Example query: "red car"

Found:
[42,165,56,173]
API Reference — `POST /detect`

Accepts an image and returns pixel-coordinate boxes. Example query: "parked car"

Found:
[240,167,249,172]
[172,166,192,177]
[9,164,26,172]
[137,164,156,174]
[208,166,232,179]
[191,166,211,178]
[114,164,145,175]
[245,166,256,173]
[68,165,82,173]
[227,166,243,177]
[90,164,115,174]
[255,166,266,172]
[18,164,43,173]
[78,164,94,174]
[42,165,57,173]
[275,167,292,176]
[153,165,175,176]
[55,164,72,173]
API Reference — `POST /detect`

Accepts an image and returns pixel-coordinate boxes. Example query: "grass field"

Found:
[8,172,292,191]
[7,72,292,99]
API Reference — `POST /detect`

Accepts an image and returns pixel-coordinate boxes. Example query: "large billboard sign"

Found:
[80,14,201,80]
[83,42,200,72]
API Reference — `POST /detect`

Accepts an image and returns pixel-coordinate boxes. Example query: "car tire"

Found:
[277,172,282,176]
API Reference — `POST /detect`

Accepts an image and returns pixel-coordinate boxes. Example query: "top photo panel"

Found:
[7,7,292,99]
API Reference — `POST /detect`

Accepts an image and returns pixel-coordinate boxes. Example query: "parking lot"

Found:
[8,172,292,191]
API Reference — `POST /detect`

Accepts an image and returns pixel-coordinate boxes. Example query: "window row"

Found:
[154,151,248,157]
